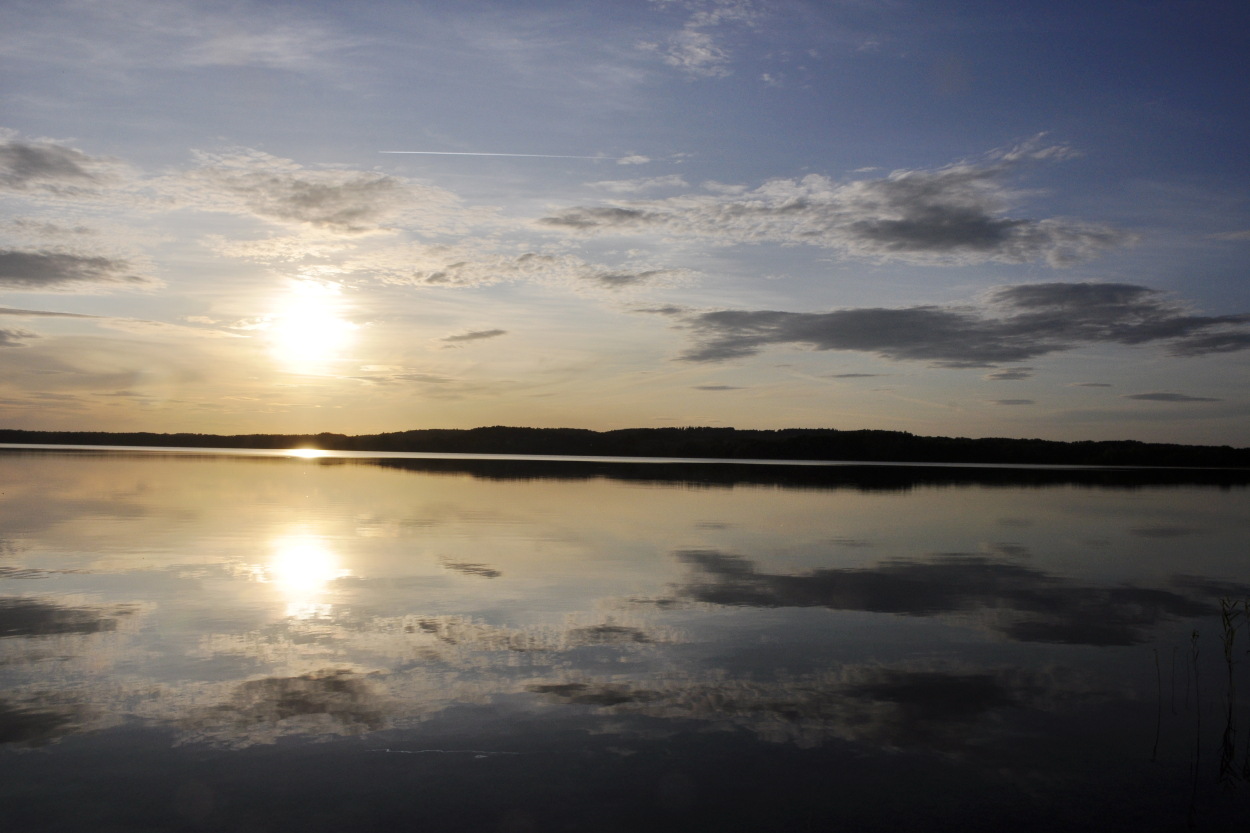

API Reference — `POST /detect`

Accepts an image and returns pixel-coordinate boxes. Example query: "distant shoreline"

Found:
[0,426,1246,469]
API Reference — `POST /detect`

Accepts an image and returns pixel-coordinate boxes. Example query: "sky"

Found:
[1,0,1248,444]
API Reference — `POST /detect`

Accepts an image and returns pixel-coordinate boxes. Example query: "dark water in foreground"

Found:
[1,448,1248,831]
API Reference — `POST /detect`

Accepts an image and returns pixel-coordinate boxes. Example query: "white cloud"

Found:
[644,0,760,79]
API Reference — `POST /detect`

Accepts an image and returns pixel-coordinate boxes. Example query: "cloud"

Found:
[175,149,468,235]
[1069,382,1112,387]
[0,328,37,347]
[441,329,507,344]
[1123,392,1221,403]
[829,373,885,378]
[983,367,1033,380]
[0,1,355,73]
[668,550,1219,646]
[1209,230,1250,241]
[1130,526,1200,539]
[667,282,1250,365]
[565,624,652,646]
[587,175,688,193]
[0,250,155,291]
[537,145,1135,266]
[178,669,386,747]
[616,155,651,165]
[531,663,1108,752]
[370,246,694,291]
[0,700,76,746]
[441,562,501,579]
[0,596,135,638]
[538,146,1131,267]
[646,0,760,79]
[692,384,742,390]
[0,139,122,195]
[991,399,1034,405]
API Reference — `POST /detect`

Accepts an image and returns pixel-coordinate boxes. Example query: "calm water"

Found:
[1,448,1248,832]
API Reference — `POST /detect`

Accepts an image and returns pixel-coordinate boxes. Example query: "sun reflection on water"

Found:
[265,535,350,619]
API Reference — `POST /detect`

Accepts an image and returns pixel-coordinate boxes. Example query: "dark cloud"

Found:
[985,543,1031,557]
[0,328,37,347]
[538,151,1131,267]
[565,624,652,646]
[530,664,1107,752]
[991,399,1034,405]
[1130,526,1200,539]
[0,250,152,290]
[670,550,1213,646]
[671,282,1250,365]
[441,561,501,578]
[0,141,113,192]
[1123,392,1221,402]
[692,384,742,390]
[441,329,507,344]
[0,306,99,318]
[829,373,885,378]
[0,700,76,746]
[984,367,1033,380]
[223,670,384,732]
[1070,382,1112,387]
[0,597,135,638]
[530,682,653,707]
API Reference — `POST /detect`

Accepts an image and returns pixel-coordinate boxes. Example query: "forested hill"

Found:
[1,426,1247,468]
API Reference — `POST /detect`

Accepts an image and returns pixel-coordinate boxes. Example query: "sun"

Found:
[270,280,356,371]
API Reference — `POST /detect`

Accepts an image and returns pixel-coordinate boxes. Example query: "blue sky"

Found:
[1,0,1248,442]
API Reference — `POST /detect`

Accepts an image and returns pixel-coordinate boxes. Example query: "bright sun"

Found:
[271,281,356,370]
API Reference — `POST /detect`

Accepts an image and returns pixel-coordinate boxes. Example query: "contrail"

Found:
[380,151,611,159]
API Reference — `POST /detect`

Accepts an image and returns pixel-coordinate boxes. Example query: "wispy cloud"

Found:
[441,329,507,344]
[586,175,688,193]
[642,0,761,79]
[0,0,358,72]
[1122,392,1221,403]
[983,367,1033,380]
[367,246,694,291]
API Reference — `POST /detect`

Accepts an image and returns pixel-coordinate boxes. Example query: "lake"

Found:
[1,447,1248,831]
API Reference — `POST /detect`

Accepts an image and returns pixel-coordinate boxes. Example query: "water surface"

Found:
[1,448,1248,831]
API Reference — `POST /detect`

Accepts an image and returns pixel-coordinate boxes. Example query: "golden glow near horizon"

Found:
[265,534,350,619]
[287,448,326,458]
[269,280,357,373]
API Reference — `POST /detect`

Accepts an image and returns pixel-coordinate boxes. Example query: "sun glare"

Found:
[266,535,350,619]
[287,448,326,458]
[270,281,356,371]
